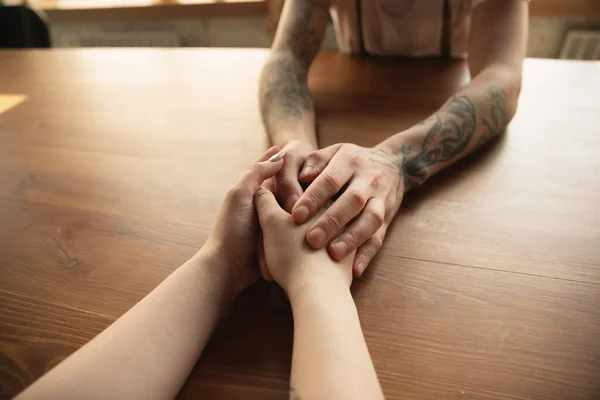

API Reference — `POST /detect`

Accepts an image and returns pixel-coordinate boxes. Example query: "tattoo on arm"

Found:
[371,87,509,191]
[403,94,478,184]
[478,87,508,147]
[260,0,328,125]
[402,86,508,187]
[261,57,312,121]
[368,146,412,199]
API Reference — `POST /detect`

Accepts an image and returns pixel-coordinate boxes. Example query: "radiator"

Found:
[559,30,600,60]
[54,31,180,48]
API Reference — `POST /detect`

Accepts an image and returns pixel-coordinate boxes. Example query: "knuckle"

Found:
[278,176,298,193]
[307,151,323,163]
[248,162,264,178]
[323,212,342,232]
[347,189,367,209]
[369,172,384,190]
[371,236,384,251]
[347,153,362,168]
[368,207,385,226]
[285,151,301,164]
[322,173,341,192]
[345,229,363,247]
[227,186,249,203]
[305,191,323,211]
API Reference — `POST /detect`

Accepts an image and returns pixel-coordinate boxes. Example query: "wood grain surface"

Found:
[1,49,599,400]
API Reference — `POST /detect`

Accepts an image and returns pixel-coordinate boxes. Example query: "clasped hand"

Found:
[265,141,405,278]
[206,147,353,297]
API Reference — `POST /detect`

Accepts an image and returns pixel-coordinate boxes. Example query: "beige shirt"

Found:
[330,0,492,58]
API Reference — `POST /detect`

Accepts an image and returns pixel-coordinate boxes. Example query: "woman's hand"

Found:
[268,140,317,212]
[205,147,284,295]
[254,188,354,296]
[291,143,405,277]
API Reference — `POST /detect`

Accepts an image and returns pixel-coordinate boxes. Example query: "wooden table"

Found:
[1,49,599,400]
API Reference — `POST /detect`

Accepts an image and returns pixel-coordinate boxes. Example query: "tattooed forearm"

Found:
[259,0,328,126]
[404,94,477,183]
[397,86,509,188]
[478,87,508,147]
[283,0,328,68]
[260,56,312,122]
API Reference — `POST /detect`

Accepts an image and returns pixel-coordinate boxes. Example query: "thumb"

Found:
[257,233,273,281]
[299,144,342,183]
[254,187,285,228]
[238,154,284,193]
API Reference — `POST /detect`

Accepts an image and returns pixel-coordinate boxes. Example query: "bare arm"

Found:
[258,1,329,214]
[259,0,329,148]
[289,283,383,400]
[16,149,285,400]
[287,0,528,276]
[379,0,528,188]
[16,250,234,400]
[254,188,383,400]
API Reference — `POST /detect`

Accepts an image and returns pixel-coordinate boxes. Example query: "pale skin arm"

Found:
[16,148,286,400]
[259,0,329,213]
[254,188,383,399]
[289,283,383,400]
[291,0,529,276]
[17,250,236,400]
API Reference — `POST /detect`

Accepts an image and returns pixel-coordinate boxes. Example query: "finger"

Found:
[353,224,388,278]
[292,152,354,225]
[328,197,385,260]
[305,180,372,249]
[262,176,276,192]
[257,233,273,281]
[254,187,286,228]
[276,153,304,213]
[255,146,281,163]
[299,144,343,183]
[237,154,284,193]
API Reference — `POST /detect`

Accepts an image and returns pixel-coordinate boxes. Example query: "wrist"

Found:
[281,138,317,152]
[376,128,420,161]
[287,278,351,307]
[193,243,239,300]
[376,129,428,192]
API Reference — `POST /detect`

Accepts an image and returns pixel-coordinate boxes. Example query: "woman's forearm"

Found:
[288,282,383,400]
[17,246,234,400]
[379,65,522,190]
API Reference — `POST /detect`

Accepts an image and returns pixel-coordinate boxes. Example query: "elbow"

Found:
[484,63,523,121]
[259,51,307,91]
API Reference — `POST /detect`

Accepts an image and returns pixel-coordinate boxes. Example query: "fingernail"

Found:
[330,241,348,259]
[286,194,299,211]
[301,165,313,176]
[355,261,365,276]
[268,151,285,162]
[307,227,326,248]
[294,205,310,223]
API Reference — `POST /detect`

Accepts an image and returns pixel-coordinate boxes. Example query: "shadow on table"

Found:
[352,130,508,297]
[179,280,293,399]
[179,130,507,399]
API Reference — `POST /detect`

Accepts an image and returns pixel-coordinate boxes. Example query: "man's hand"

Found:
[269,140,317,212]
[292,143,406,277]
